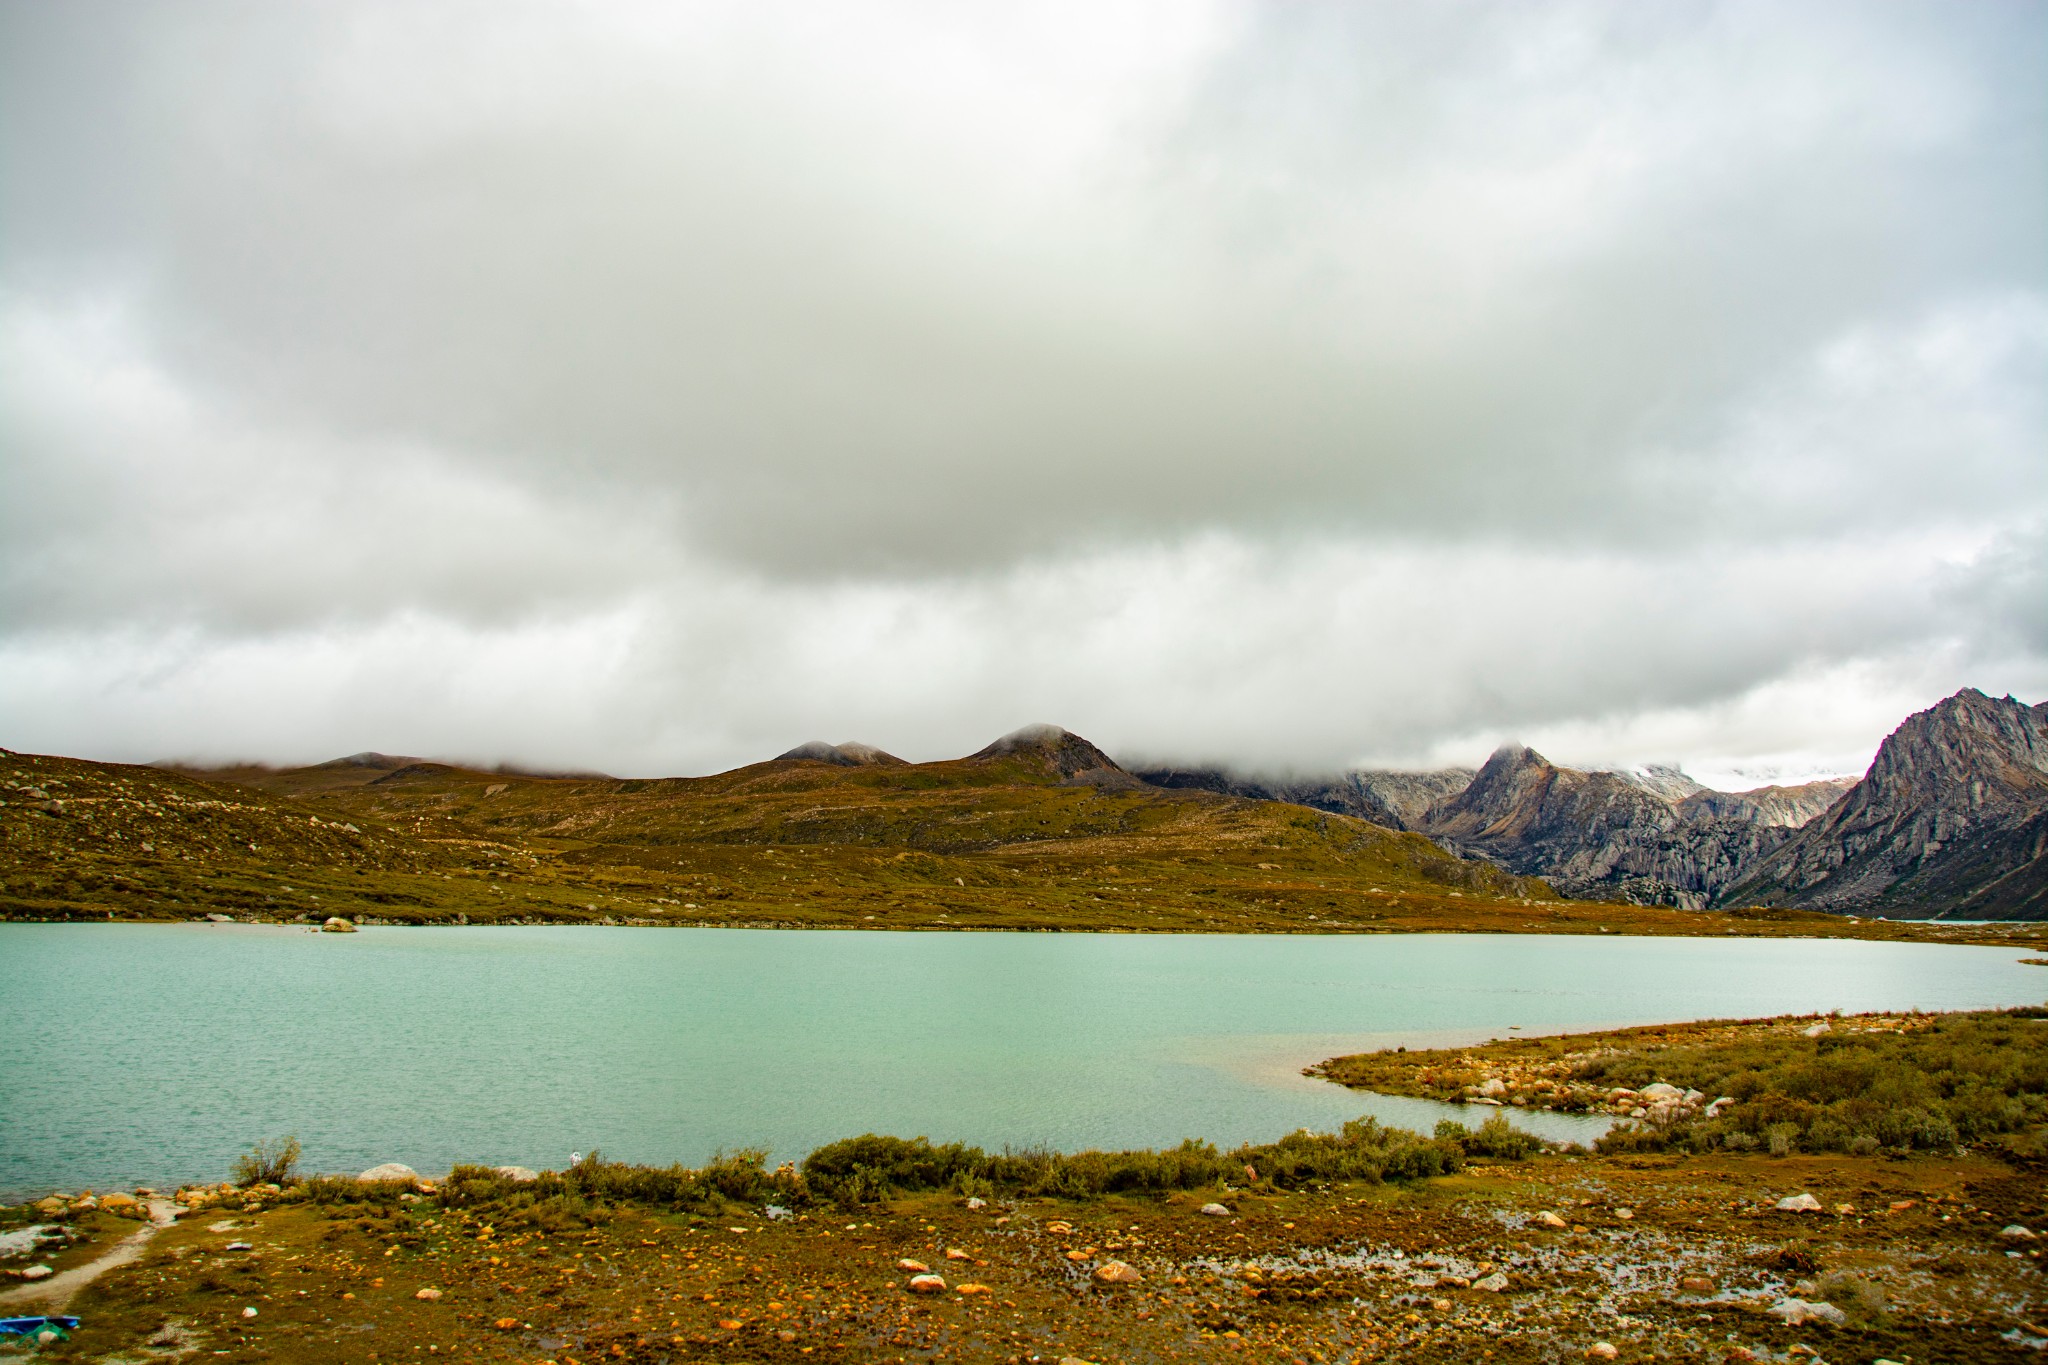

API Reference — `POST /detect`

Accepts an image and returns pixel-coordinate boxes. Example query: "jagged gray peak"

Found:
[1417,745,1807,910]
[1127,764,1474,830]
[1720,689,2048,917]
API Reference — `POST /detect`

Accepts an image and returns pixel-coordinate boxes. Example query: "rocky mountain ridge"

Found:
[1132,750,1858,911]
[1131,689,2042,917]
[1130,764,1476,830]
[1421,746,1852,909]
[1723,689,2048,918]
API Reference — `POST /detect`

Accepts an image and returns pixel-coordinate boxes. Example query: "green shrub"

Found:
[233,1136,302,1187]
[800,1119,1459,1207]
[1452,1115,1541,1160]
[1586,1010,2047,1158]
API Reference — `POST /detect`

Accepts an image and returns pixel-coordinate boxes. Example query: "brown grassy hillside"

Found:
[4,731,2033,940]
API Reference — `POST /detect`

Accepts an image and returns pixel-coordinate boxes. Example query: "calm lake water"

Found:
[1,925,2042,1199]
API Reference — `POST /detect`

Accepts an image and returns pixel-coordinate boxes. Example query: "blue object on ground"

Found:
[0,1315,81,1339]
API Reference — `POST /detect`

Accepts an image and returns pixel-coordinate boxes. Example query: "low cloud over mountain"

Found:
[2,2,2042,777]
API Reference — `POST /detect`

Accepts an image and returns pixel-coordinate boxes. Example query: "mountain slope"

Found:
[1678,780,1856,828]
[1129,754,1855,909]
[1720,689,2048,918]
[4,728,1566,932]
[1417,746,1796,908]
[1128,765,1475,830]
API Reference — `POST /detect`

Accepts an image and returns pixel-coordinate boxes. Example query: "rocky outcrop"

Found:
[1129,765,1474,830]
[1601,765,1707,803]
[1719,690,2048,918]
[1678,780,1856,829]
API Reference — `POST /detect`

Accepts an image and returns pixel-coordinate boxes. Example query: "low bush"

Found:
[801,1118,1463,1207]
[1589,1009,2048,1157]
[284,1118,1469,1219]
[1440,1114,1542,1160]
[232,1136,301,1187]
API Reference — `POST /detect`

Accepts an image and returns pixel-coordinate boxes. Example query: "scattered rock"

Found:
[358,1163,419,1183]
[1639,1082,1684,1101]
[1802,1021,1831,1038]
[964,1197,987,1210]
[897,1259,929,1273]
[33,1197,66,1217]
[1767,1297,1845,1326]
[944,1247,972,1261]
[493,1166,538,1182]
[2000,1225,2037,1242]
[1774,1193,1824,1212]
[1585,1345,1618,1361]
[415,1288,442,1301]
[1093,1261,1142,1284]
[19,1265,53,1281]
[1198,1203,1231,1218]
[205,912,235,923]
[1613,1207,1634,1220]
[1045,1221,1074,1234]
[956,1283,992,1295]
[1534,1210,1568,1230]
[241,1306,258,1318]
[321,916,358,933]
[907,1274,946,1294]
[225,1241,253,1252]
[1473,1272,1509,1292]
[493,1318,519,1330]
[1678,1275,1716,1294]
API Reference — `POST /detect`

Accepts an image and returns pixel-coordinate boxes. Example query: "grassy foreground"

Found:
[6,1012,2047,1362]
[5,745,2042,945]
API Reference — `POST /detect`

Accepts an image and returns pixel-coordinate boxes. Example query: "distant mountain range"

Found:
[7,690,2041,925]
[1133,688,2046,919]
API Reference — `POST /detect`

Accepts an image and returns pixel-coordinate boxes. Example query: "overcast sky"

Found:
[2,0,2043,784]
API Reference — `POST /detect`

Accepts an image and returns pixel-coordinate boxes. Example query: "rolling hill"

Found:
[3,725,1589,934]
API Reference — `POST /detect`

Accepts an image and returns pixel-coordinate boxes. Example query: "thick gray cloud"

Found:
[2,0,2043,778]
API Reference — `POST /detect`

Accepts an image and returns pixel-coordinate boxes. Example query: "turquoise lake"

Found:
[1,925,2042,1199]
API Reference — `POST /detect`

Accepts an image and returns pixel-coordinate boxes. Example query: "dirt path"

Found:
[0,1199,180,1313]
